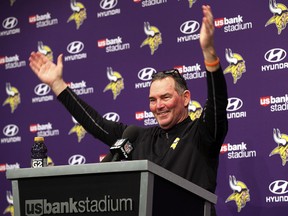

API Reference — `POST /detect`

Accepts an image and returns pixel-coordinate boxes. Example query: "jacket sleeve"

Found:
[199,66,228,152]
[57,87,127,146]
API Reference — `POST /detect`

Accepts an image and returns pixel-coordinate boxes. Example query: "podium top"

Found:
[6,160,217,204]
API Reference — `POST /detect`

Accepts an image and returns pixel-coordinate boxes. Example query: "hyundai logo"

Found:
[2,17,18,29]
[34,83,51,96]
[227,97,243,112]
[68,154,86,165]
[100,0,117,10]
[67,41,84,54]
[180,20,200,34]
[103,112,120,122]
[269,180,288,195]
[3,124,19,137]
[264,48,286,63]
[138,67,156,81]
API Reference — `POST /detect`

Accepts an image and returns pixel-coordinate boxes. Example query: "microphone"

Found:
[100,152,113,162]
[109,125,139,162]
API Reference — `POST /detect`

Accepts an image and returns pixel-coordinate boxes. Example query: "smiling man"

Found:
[29,5,228,216]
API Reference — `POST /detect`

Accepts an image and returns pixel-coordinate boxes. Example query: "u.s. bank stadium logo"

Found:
[177,20,200,43]
[260,93,288,112]
[69,117,86,143]
[67,80,94,95]
[214,14,253,33]
[38,41,53,62]
[270,128,288,166]
[0,162,20,172]
[65,41,87,61]
[29,122,60,138]
[0,54,26,70]
[24,196,133,215]
[133,0,168,8]
[226,97,247,119]
[67,0,87,29]
[220,141,256,159]
[261,48,288,72]
[32,83,54,103]
[135,67,156,89]
[68,154,86,165]
[174,64,206,80]
[135,110,157,126]
[225,175,250,212]
[224,48,246,84]
[0,16,20,36]
[97,0,121,18]
[103,67,124,100]
[3,83,21,113]
[97,36,130,53]
[28,12,58,28]
[141,22,162,55]
[266,179,288,203]
[1,124,21,144]
[265,0,288,35]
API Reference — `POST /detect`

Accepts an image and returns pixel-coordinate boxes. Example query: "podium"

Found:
[6,160,217,216]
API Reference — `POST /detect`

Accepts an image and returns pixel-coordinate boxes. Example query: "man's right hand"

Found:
[29,52,67,96]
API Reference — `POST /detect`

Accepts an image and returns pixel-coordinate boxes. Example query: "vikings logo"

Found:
[188,100,202,121]
[47,156,55,166]
[3,191,14,216]
[270,128,288,166]
[178,0,197,8]
[103,67,124,100]
[265,0,288,34]
[69,116,87,143]
[141,22,162,55]
[224,48,246,84]
[38,41,53,62]
[67,0,87,30]
[226,175,250,213]
[3,83,20,113]
[9,0,16,6]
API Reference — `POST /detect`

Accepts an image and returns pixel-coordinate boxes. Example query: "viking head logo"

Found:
[3,191,14,216]
[226,175,250,213]
[103,67,124,100]
[224,48,246,84]
[188,100,203,121]
[67,0,87,29]
[47,156,55,166]
[9,0,16,6]
[265,0,288,34]
[68,116,87,143]
[179,0,197,8]
[38,41,53,62]
[140,22,162,55]
[3,83,20,113]
[270,128,288,166]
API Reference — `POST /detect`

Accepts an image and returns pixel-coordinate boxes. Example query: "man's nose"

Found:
[156,99,164,109]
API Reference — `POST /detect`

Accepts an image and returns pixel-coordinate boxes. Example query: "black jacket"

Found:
[58,66,228,193]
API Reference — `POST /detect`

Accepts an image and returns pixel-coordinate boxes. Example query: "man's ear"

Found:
[183,90,191,107]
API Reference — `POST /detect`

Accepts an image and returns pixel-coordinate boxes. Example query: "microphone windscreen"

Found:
[122,125,140,142]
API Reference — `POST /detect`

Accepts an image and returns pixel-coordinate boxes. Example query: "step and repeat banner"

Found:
[1,0,288,215]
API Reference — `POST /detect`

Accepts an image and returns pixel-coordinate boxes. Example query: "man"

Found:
[29,5,228,215]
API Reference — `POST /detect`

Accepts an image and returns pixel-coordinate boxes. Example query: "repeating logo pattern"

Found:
[1,1,288,215]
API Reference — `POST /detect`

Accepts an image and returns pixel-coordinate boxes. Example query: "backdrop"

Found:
[1,0,288,215]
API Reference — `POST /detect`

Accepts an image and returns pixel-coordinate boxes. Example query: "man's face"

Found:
[149,77,190,130]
